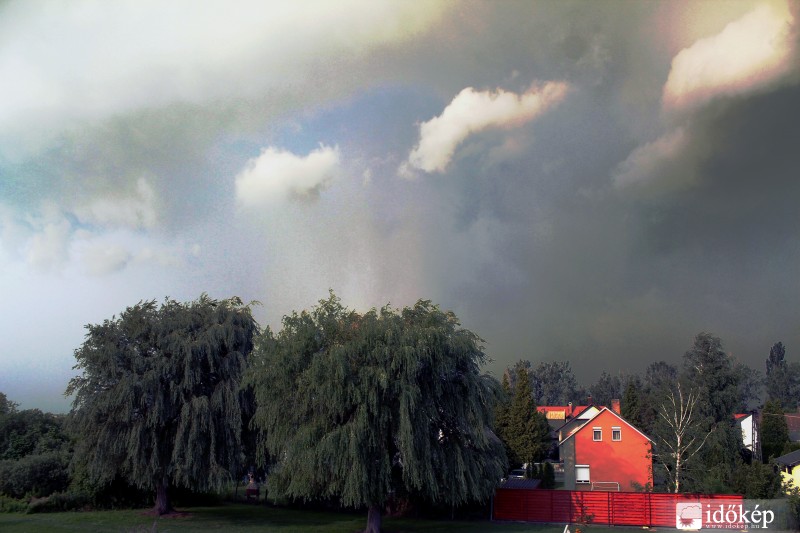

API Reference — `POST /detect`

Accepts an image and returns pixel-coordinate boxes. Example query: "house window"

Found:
[576,465,590,483]
[593,428,602,441]
[612,427,621,441]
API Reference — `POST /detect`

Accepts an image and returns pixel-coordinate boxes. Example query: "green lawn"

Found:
[0,504,636,533]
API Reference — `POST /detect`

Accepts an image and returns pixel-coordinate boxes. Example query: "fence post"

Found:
[568,489,572,524]
[522,487,526,521]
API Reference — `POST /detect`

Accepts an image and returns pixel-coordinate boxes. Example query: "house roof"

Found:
[558,414,597,441]
[538,406,569,421]
[571,405,600,419]
[775,449,800,468]
[537,405,592,419]
[537,406,572,413]
[557,407,653,446]
[734,413,750,421]
[536,405,595,425]
[785,413,800,442]
[538,404,599,434]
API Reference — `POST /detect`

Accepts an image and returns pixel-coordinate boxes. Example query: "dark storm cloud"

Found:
[3,0,798,411]
[394,79,642,380]
[397,13,800,384]
[634,86,800,254]
[612,83,800,369]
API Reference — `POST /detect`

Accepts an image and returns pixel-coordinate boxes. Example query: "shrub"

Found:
[26,491,91,513]
[782,441,800,455]
[540,462,555,489]
[0,494,27,513]
[731,460,781,499]
[0,452,70,499]
[68,474,151,510]
[0,409,69,460]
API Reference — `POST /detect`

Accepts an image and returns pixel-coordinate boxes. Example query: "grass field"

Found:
[0,503,639,533]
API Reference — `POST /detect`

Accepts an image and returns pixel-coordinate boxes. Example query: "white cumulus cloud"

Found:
[404,82,570,174]
[235,145,341,207]
[662,2,796,111]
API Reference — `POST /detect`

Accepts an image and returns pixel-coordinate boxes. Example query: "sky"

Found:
[1,0,799,413]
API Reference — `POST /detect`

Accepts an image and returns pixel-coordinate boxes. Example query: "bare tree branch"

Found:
[655,383,712,493]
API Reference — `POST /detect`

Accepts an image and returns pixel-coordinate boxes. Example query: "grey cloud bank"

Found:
[1,0,798,412]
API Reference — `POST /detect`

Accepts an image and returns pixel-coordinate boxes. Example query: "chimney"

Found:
[611,398,621,415]
[567,402,573,418]
[587,395,593,405]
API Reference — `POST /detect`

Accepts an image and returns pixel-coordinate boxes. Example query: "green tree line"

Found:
[2,294,798,530]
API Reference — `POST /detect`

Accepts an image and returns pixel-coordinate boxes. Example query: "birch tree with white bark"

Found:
[654,383,712,493]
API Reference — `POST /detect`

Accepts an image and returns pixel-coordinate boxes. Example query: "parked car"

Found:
[508,468,526,479]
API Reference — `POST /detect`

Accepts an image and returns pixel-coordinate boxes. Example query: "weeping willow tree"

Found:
[65,295,258,515]
[244,293,506,533]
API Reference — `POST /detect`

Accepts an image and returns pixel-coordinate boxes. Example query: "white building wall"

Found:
[739,415,754,450]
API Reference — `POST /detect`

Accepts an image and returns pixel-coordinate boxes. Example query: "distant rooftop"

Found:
[775,449,800,468]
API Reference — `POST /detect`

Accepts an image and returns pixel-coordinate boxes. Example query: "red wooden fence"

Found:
[493,489,743,527]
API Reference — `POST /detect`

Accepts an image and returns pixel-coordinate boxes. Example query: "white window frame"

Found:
[593,427,602,441]
[612,427,621,441]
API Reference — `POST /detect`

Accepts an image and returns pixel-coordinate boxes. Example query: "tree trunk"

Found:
[154,480,172,515]
[365,504,382,533]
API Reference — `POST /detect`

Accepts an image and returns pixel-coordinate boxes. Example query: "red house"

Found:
[557,406,652,491]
